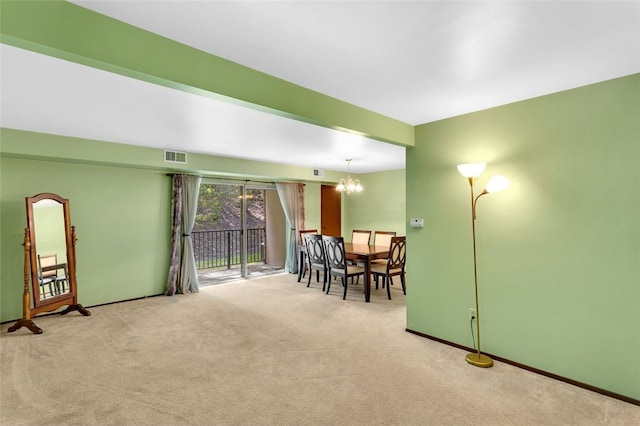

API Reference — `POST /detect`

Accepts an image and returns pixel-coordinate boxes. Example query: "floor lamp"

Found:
[457,163,510,368]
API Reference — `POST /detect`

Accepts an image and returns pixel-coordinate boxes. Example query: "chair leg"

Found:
[386,275,392,300]
[400,273,406,295]
[307,267,313,287]
[325,276,332,294]
[342,277,348,300]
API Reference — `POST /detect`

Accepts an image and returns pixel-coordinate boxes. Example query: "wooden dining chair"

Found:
[304,233,327,290]
[347,230,372,280]
[322,235,365,300]
[372,231,396,267]
[351,229,372,245]
[371,236,406,300]
[297,229,318,282]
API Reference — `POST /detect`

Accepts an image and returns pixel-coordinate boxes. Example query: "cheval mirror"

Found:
[8,193,90,334]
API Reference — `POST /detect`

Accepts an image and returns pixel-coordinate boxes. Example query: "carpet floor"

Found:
[1,273,638,425]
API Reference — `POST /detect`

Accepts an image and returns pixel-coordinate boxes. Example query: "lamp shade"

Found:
[485,175,510,193]
[457,163,486,178]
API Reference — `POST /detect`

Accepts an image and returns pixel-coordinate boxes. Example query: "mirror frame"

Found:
[8,193,90,334]
[26,192,77,310]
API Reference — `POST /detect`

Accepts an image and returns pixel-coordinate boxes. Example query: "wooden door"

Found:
[321,185,341,236]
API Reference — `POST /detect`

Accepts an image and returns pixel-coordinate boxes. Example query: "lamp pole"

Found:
[466,177,493,368]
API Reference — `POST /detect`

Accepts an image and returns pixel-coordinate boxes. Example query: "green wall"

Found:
[343,168,406,238]
[406,74,640,400]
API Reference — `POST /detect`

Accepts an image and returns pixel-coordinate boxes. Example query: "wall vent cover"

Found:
[313,168,325,177]
[164,150,187,164]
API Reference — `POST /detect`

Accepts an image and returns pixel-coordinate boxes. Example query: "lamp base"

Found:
[465,352,493,368]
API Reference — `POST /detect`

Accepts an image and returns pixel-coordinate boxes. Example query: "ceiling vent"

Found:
[164,150,187,164]
[313,168,324,177]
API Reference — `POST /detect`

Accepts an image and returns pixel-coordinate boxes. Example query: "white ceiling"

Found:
[2,1,639,174]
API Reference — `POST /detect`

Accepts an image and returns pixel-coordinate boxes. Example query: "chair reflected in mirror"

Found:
[37,254,68,299]
[37,254,57,299]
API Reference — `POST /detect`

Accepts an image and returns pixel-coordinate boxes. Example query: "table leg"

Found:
[363,258,371,302]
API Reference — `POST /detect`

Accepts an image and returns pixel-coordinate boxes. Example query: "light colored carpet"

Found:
[1,273,638,425]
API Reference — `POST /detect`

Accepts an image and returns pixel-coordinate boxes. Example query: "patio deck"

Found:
[198,264,286,287]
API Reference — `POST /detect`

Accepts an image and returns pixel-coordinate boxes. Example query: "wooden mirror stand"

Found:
[8,193,90,334]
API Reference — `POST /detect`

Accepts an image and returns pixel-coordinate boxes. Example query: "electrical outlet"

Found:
[469,308,477,321]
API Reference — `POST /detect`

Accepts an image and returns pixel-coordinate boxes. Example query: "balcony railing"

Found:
[192,228,266,270]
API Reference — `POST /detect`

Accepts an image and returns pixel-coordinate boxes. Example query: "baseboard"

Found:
[405,328,640,407]
[1,293,165,326]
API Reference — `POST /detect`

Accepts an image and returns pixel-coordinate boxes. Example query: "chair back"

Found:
[304,233,325,268]
[387,236,406,272]
[299,229,318,246]
[38,254,58,279]
[374,231,396,248]
[322,235,348,273]
[351,230,371,245]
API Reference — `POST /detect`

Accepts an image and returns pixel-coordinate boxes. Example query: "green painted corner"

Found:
[342,168,407,238]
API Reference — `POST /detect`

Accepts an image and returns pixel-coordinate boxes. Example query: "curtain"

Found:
[179,174,202,293]
[165,175,183,296]
[166,174,202,295]
[276,182,305,273]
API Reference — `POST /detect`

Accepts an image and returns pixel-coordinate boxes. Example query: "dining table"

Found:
[344,243,389,302]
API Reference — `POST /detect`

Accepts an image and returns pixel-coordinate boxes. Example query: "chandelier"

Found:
[336,159,363,194]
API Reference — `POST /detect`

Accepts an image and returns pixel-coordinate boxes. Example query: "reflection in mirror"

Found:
[33,199,70,301]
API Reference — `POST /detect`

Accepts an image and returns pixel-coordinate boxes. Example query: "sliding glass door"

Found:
[194,181,285,285]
